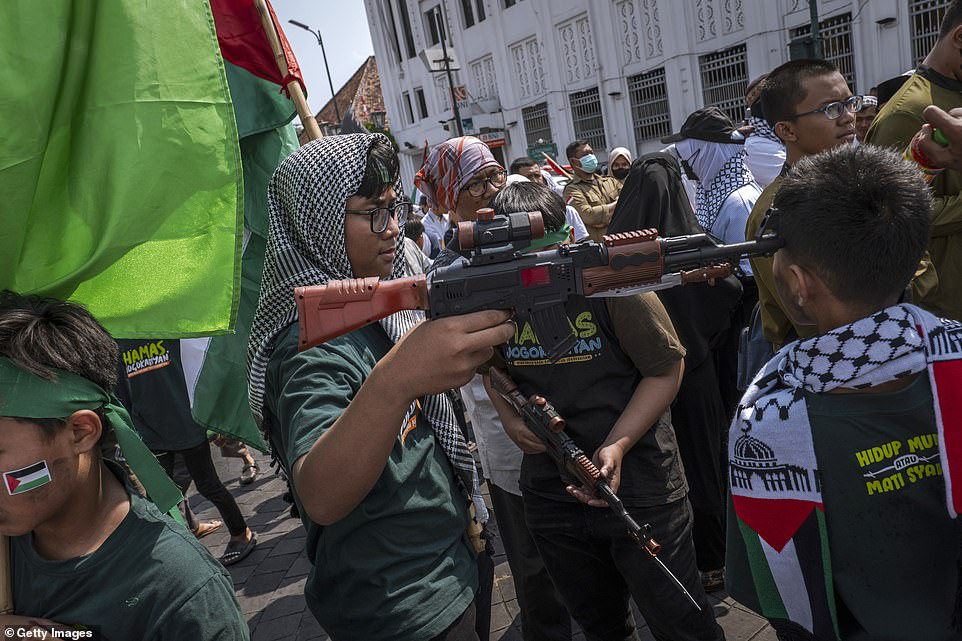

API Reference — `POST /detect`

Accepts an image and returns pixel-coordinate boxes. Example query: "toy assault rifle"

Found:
[487,366,702,610]
[295,208,783,357]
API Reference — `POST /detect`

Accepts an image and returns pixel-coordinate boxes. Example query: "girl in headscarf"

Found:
[607,146,633,182]
[247,133,512,641]
[417,138,575,640]
[415,136,506,264]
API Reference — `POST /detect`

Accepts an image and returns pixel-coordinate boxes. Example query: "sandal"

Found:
[239,463,260,486]
[193,520,223,539]
[220,533,257,566]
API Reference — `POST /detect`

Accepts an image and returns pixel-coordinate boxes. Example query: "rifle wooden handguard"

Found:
[295,276,429,351]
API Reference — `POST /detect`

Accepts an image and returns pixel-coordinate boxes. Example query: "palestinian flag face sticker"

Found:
[4,460,52,496]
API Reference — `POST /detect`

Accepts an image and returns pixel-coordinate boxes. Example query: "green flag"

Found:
[0,1,242,337]
[180,1,301,451]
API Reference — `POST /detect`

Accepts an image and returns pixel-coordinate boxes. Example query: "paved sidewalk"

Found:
[192,449,776,641]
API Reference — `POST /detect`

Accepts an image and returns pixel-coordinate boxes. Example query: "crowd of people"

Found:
[5,3,962,641]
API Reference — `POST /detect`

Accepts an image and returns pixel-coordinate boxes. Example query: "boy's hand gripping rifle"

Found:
[487,366,702,611]
[295,208,783,356]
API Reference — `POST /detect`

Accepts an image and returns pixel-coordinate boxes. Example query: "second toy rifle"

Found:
[486,366,702,610]
[295,208,783,357]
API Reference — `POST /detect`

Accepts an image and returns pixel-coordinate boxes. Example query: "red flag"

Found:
[209,0,302,88]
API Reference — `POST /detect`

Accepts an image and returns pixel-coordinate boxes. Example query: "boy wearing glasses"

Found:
[866,0,962,323]
[745,59,865,352]
[250,135,514,641]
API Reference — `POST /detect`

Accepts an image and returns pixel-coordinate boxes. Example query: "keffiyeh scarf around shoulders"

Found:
[247,133,487,522]
[728,304,962,639]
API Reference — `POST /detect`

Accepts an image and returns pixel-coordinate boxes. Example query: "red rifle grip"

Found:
[295,275,429,350]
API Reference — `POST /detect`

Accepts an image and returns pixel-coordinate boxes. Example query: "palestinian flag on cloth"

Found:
[0,0,243,338]
[180,0,301,451]
[728,420,839,639]
[4,461,52,496]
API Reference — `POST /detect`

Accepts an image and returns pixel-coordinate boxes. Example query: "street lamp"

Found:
[288,19,341,124]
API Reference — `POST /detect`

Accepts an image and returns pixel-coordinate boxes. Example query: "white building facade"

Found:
[363,0,952,187]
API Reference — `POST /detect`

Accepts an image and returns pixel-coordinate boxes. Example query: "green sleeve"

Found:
[156,574,250,641]
[864,106,921,151]
[269,332,373,469]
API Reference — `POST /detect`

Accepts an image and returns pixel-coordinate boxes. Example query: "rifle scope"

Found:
[457,208,545,250]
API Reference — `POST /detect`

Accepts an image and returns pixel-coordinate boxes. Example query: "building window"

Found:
[510,36,546,100]
[627,67,671,150]
[382,0,402,63]
[569,87,607,153]
[461,0,486,28]
[396,0,417,59]
[910,0,952,65]
[790,13,856,92]
[402,91,414,124]
[415,87,429,120]
[470,55,498,100]
[522,102,552,147]
[504,0,518,7]
[698,44,748,124]
[425,6,442,46]
[435,74,451,111]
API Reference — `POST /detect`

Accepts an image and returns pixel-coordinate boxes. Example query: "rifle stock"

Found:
[295,276,429,351]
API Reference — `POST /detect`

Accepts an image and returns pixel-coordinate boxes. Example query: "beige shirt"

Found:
[563,174,623,243]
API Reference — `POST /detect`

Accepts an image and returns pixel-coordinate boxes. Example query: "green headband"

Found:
[524,223,572,253]
[0,357,182,516]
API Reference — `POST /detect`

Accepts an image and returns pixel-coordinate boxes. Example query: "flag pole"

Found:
[542,152,572,180]
[0,535,11,613]
[252,0,321,141]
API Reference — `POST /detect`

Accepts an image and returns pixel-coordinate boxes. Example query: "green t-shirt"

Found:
[263,323,477,641]
[805,374,960,640]
[12,464,247,641]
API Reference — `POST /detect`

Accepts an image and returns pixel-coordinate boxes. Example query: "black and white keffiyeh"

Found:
[247,133,488,521]
[748,115,782,144]
[693,150,755,233]
[729,304,962,636]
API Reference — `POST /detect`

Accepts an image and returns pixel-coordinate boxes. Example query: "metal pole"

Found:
[809,0,822,59]
[316,30,341,124]
[288,20,341,125]
[436,4,463,137]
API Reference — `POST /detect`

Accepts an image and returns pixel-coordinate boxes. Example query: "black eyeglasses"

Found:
[791,95,863,121]
[344,201,412,233]
[463,170,507,198]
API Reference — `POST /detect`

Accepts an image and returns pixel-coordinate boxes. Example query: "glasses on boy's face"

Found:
[344,201,412,233]
[791,95,864,121]
[463,170,507,198]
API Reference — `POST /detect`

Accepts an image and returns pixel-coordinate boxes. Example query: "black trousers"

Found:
[489,484,572,641]
[154,441,247,536]
[523,493,724,641]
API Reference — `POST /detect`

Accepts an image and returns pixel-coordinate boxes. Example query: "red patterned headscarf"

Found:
[414,136,502,213]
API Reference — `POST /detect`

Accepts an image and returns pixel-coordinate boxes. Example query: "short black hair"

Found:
[356,137,399,199]
[759,59,840,127]
[773,145,931,307]
[510,157,538,174]
[491,182,567,233]
[404,218,424,241]
[565,140,589,160]
[419,195,428,206]
[0,291,118,438]
[938,0,962,38]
